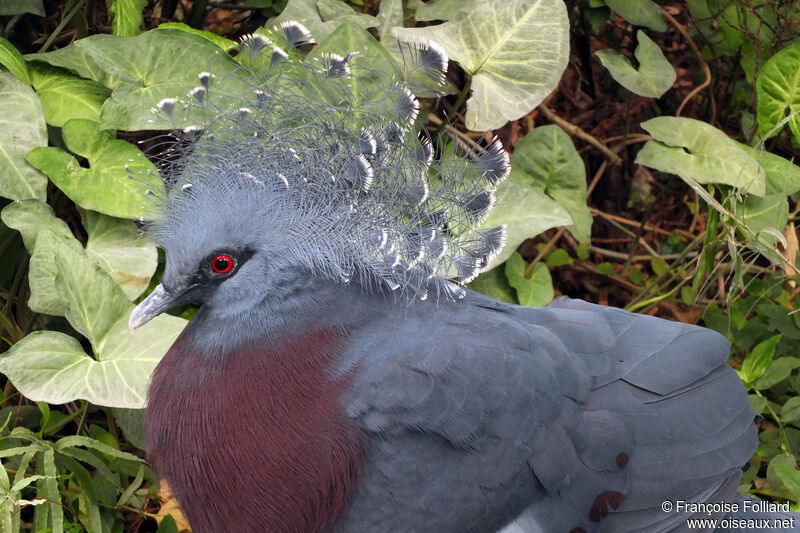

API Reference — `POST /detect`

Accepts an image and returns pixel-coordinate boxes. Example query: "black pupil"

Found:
[214,256,231,272]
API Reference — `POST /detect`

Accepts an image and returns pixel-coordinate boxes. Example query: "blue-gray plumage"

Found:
[128,21,798,533]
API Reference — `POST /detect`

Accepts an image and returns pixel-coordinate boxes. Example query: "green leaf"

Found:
[55,436,143,462]
[26,38,123,88]
[270,0,377,42]
[53,240,133,350]
[0,0,44,16]
[480,180,572,270]
[740,334,781,384]
[40,449,63,533]
[545,248,573,268]
[576,242,589,260]
[35,402,50,437]
[753,356,800,390]
[595,261,616,275]
[2,232,172,403]
[0,203,133,316]
[82,210,158,300]
[109,0,147,36]
[0,326,183,409]
[111,408,146,449]
[737,142,800,196]
[773,462,800,497]
[27,29,246,130]
[782,396,800,425]
[509,125,591,242]
[0,72,48,201]
[767,454,797,489]
[0,469,10,532]
[650,255,668,276]
[30,63,110,127]
[0,199,74,253]
[596,30,675,98]
[680,285,696,305]
[157,23,238,51]
[636,117,766,197]
[9,474,47,494]
[413,0,466,22]
[117,464,145,507]
[756,42,800,141]
[603,0,666,31]
[748,393,767,414]
[732,191,788,254]
[395,0,569,130]
[27,231,84,315]
[687,0,743,57]
[27,119,163,219]
[157,515,180,533]
[467,267,516,304]
[0,36,31,84]
[376,0,404,42]
[628,266,643,284]
[505,252,553,307]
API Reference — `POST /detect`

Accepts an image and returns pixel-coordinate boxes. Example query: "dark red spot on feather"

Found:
[616,452,629,468]
[569,528,586,533]
[589,490,625,522]
[146,329,362,533]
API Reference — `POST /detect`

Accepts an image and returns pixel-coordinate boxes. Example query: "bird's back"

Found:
[336,293,757,532]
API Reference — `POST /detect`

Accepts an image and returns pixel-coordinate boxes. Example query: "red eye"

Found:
[211,254,234,274]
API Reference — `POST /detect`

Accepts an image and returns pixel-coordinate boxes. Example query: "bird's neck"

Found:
[146,327,364,533]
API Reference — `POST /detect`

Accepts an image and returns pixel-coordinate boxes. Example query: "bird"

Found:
[128,21,799,533]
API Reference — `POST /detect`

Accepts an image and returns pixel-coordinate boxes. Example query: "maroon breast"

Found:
[145,330,363,533]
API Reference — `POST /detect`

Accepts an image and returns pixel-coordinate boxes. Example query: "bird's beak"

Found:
[129,284,176,330]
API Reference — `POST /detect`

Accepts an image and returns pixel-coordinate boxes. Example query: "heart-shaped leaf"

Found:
[395,0,569,130]
[27,29,246,130]
[467,268,516,304]
[0,238,185,408]
[505,252,553,307]
[509,125,591,242]
[596,30,675,98]
[636,116,766,196]
[27,119,163,219]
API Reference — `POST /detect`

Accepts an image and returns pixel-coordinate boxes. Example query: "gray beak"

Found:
[129,284,176,330]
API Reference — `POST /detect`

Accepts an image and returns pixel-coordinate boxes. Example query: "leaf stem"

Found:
[538,104,622,165]
[662,9,716,122]
[38,0,86,53]
[442,77,472,131]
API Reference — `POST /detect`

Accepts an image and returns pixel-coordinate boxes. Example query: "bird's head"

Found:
[129,23,510,333]
[128,169,306,330]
